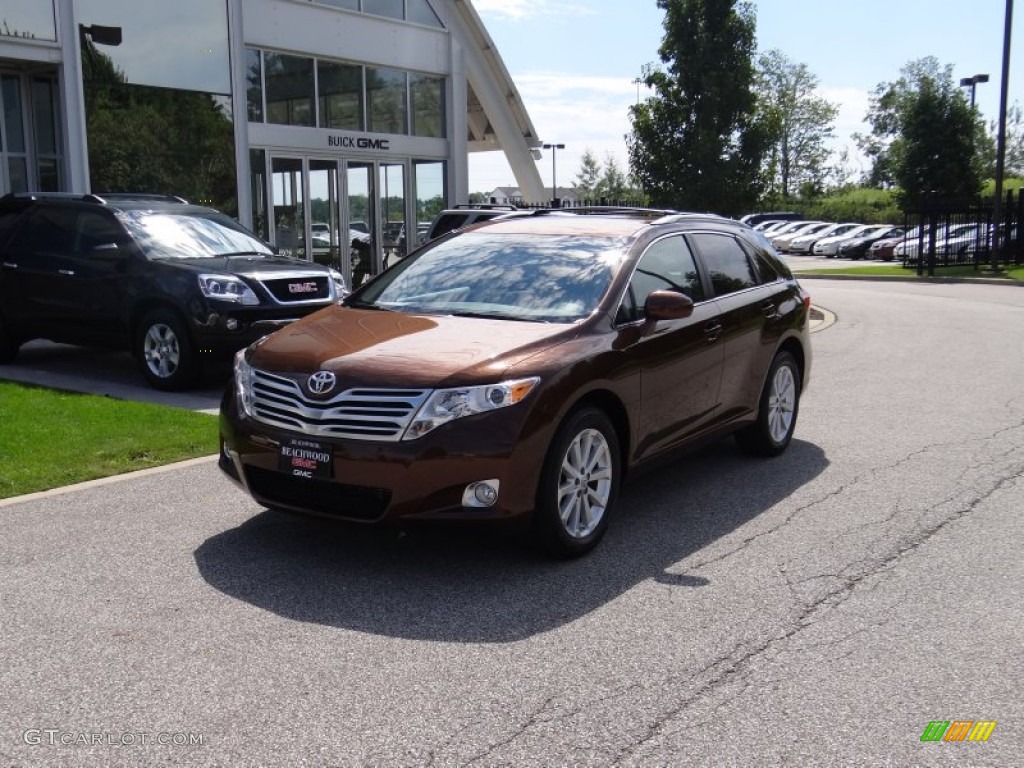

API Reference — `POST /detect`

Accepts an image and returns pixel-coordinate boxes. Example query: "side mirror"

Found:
[644,290,694,321]
[89,242,124,259]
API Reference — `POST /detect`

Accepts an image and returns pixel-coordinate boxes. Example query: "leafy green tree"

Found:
[82,41,237,214]
[628,0,768,215]
[755,49,838,201]
[574,149,602,198]
[596,154,629,200]
[859,57,988,208]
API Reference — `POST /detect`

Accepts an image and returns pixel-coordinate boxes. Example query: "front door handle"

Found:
[704,320,723,343]
[1,261,17,270]
[58,269,76,276]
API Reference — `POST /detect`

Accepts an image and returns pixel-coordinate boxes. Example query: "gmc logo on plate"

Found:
[288,282,319,294]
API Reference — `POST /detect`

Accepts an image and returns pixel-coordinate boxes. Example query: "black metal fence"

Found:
[902,190,1023,274]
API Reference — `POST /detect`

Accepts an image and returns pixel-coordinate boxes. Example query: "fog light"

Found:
[225,318,239,330]
[462,480,500,508]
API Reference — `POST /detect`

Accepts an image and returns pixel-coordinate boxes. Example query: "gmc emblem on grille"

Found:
[288,281,319,294]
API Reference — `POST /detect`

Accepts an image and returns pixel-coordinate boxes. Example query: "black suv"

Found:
[0,193,345,390]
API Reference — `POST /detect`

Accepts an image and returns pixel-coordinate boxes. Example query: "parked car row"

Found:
[749,218,906,259]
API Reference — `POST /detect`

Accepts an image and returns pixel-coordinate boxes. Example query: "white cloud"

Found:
[471,0,597,22]
[470,70,645,193]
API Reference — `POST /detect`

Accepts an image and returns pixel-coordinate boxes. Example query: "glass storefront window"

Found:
[414,161,445,245]
[0,0,57,41]
[407,0,443,27]
[75,0,230,95]
[363,0,403,21]
[410,74,444,138]
[315,0,359,9]
[2,76,26,153]
[250,149,268,241]
[246,48,263,122]
[265,53,315,127]
[366,68,407,135]
[318,61,363,131]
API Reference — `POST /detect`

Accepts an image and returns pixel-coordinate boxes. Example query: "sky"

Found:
[467,0,1023,195]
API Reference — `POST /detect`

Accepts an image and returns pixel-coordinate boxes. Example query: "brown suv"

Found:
[219,209,812,556]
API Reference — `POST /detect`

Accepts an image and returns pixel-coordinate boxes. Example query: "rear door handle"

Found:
[704,320,723,343]
[1,261,17,270]
[58,269,76,276]
[761,300,777,318]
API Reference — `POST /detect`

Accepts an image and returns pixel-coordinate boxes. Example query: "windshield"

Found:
[351,232,627,323]
[119,210,274,259]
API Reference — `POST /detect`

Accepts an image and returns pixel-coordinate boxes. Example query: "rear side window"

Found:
[690,233,757,297]
[616,235,704,324]
[10,206,76,255]
[429,213,469,239]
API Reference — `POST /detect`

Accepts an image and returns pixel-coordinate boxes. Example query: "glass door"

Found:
[346,162,375,288]
[379,162,407,269]
[309,158,341,268]
[270,156,305,259]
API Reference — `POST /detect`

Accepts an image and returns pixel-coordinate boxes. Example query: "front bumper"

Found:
[218,387,549,524]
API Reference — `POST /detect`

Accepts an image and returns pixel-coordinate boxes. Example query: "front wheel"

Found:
[137,309,200,391]
[534,407,621,558]
[735,351,801,457]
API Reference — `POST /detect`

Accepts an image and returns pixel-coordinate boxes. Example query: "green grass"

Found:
[799,264,1024,281]
[0,382,218,499]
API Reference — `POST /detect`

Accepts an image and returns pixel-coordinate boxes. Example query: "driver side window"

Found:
[616,235,704,324]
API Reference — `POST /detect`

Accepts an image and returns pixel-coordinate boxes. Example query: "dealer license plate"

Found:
[278,437,332,480]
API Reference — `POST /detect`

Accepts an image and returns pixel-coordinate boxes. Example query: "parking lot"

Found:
[1,279,1022,766]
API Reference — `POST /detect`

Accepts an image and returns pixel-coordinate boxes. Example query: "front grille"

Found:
[250,368,431,442]
[260,275,331,303]
[245,467,390,521]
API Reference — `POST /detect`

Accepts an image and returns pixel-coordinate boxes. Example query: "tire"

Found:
[735,351,801,458]
[0,314,19,364]
[534,407,621,558]
[137,309,200,391]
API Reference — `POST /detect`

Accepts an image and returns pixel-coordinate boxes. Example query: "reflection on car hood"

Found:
[249,307,577,387]
[153,255,330,274]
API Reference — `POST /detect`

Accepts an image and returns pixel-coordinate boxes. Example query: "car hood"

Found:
[247,306,579,387]
[152,254,331,275]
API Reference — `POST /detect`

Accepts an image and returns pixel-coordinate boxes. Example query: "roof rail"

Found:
[0,191,96,203]
[88,193,190,204]
[451,203,518,211]
[529,205,682,218]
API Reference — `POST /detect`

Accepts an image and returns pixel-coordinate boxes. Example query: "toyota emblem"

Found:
[308,371,337,395]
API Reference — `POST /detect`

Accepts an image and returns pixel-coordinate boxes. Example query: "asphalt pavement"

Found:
[1,278,1022,766]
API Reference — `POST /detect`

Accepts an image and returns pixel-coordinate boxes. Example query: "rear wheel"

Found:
[534,407,621,558]
[137,309,199,391]
[735,351,801,457]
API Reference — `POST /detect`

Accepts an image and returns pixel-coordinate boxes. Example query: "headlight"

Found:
[234,349,254,417]
[198,274,259,305]
[329,268,347,298]
[402,377,540,440]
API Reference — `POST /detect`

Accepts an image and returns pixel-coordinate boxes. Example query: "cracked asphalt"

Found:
[1,279,1022,766]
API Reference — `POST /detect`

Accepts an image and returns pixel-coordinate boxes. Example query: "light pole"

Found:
[990,0,1013,272]
[542,143,564,206]
[958,73,989,108]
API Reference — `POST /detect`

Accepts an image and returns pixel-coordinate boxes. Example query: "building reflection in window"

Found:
[264,53,315,127]
[366,67,407,135]
[77,0,237,215]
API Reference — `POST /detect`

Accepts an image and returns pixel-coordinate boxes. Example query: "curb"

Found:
[809,305,837,333]
[794,273,1024,287]
[0,455,219,508]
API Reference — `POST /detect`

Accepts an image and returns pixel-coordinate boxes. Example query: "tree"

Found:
[574,149,602,198]
[596,153,629,200]
[755,49,838,201]
[859,57,988,209]
[627,0,768,215]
